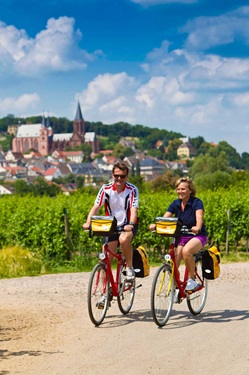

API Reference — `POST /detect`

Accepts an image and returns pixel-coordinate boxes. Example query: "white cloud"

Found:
[78,72,137,111]
[0,17,102,76]
[142,40,249,92]
[182,6,249,50]
[0,93,40,116]
[136,76,194,107]
[233,92,249,107]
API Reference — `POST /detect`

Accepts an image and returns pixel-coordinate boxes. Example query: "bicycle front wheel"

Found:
[187,257,208,315]
[151,264,174,327]
[87,263,109,326]
[117,266,136,314]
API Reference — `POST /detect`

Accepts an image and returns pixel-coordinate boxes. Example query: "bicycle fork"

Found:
[158,261,174,298]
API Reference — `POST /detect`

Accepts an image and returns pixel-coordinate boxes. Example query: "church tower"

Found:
[69,101,85,148]
[73,101,85,135]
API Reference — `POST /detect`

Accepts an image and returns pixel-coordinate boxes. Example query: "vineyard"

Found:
[0,187,248,275]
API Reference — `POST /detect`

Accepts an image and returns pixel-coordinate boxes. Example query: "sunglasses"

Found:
[113,174,127,179]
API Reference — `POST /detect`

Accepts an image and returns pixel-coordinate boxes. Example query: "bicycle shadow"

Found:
[93,308,249,329]
[94,308,153,328]
[162,308,249,329]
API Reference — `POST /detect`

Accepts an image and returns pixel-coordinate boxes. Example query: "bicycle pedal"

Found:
[185,290,193,295]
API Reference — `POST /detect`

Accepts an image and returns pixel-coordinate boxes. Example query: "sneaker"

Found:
[126,267,135,281]
[173,288,179,303]
[96,291,112,309]
[185,278,198,292]
[96,296,106,309]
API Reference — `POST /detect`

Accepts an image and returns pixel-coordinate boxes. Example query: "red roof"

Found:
[43,167,57,176]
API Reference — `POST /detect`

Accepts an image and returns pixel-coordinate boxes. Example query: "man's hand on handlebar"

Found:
[82,223,90,230]
[123,224,134,232]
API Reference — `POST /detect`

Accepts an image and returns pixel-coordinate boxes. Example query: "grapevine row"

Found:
[0,188,248,264]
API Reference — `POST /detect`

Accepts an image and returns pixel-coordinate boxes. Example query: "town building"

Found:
[12,102,99,156]
[177,141,196,159]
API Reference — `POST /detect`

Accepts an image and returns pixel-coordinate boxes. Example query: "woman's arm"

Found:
[191,209,204,234]
[163,211,173,218]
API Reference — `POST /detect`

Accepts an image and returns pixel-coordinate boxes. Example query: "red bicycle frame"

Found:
[169,244,204,299]
[99,242,126,298]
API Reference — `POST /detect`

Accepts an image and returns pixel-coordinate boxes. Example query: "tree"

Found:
[31,177,60,197]
[128,175,144,192]
[166,139,182,161]
[14,180,32,195]
[148,170,179,192]
[112,144,134,159]
[217,141,242,169]
[136,161,141,177]
[190,136,205,151]
[198,141,216,156]
[194,171,232,191]
[80,144,92,161]
[241,152,249,169]
[189,152,232,178]
[147,148,164,159]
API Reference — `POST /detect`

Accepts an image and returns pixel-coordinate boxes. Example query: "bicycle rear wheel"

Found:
[117,266,136,314]
[151,264,174,327]
[87,263,109,326]
[187,256,208,315]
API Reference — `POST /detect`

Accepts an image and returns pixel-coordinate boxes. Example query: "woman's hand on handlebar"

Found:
[149,223,156,231]
[190,226,200,235]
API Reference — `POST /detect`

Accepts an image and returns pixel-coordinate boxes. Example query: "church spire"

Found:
[75,101,84,121]
[42,113,46,127]
[73,101,85,136]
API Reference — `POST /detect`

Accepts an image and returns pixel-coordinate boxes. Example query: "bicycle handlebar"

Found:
[150,224,196,237]
[180,226,196,236]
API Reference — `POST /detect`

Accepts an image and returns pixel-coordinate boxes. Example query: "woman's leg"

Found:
[175,245,184,269]
[182,238,202,279]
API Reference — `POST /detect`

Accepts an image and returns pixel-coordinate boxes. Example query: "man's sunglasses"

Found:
[113,174,127,179]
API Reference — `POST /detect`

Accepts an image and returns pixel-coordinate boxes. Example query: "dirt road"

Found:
[0,263,249,375]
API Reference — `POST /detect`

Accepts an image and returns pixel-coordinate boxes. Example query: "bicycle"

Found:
[87,216,137,326]
[150,217,208,327]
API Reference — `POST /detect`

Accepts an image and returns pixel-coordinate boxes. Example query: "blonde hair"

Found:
[175,176,196,196]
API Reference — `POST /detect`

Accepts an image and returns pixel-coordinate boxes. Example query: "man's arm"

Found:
[82,203,101,229]
[129,207,138,225]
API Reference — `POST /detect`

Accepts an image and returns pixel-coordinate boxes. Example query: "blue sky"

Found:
[1,0,249,154]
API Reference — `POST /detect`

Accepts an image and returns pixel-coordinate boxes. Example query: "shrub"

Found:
[0,246,42,278]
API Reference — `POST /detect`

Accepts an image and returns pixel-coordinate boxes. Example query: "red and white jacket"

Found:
[94,181,139,227]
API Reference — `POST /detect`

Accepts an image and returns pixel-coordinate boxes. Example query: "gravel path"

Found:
[0,262,249,375]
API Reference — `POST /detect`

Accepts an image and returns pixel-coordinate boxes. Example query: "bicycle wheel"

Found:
[117,266,136,314]
[187,256,208,315]
[151,264,174,327]
[87,263,110,326]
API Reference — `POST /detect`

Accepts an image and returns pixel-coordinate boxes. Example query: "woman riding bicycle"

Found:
[149,176,207,292]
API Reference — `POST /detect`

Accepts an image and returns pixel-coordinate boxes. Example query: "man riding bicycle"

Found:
[82,162,139,281]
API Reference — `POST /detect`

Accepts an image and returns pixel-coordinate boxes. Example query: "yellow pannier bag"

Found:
[155,217,182,237]
[90,216,117,236]
[202,245,221,280]
[133,246,150,278]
